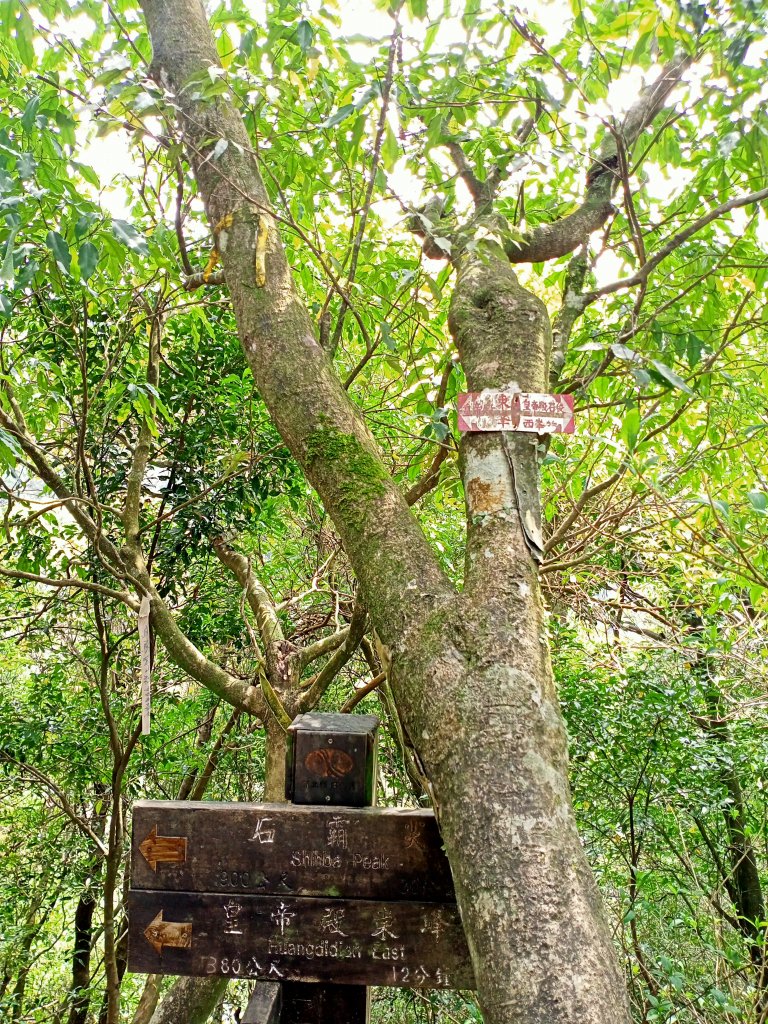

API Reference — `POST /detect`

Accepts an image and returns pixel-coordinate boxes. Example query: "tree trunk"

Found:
[692,649,767,1023]
[147,977,228,1024]
[131,975,161,1024]
[67,889,96,1024]
[264,717,288,802]
[138,3,632,1020]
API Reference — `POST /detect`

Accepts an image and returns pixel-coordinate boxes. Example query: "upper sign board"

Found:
[458,390,575,434]
[131,801,455,903]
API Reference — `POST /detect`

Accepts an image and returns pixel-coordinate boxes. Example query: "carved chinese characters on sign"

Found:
[128,891,473,989]
[223,900,243,935]
[271,901,295,936]
[327,815,350,849]
[128,801,475,989]
[248,817,275,844]
[321,907,347,936]
[457,390,575,434]
[131,802,454,903]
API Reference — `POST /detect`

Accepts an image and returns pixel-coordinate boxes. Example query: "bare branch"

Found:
[328,21,401,357]
[183,267,225,290]
[299,626,351,670]
[550,247,590,387]
[298,597,368,712]
[340,670,387,713]
[586,185,768,300]
[0,567,138,609]
[213,537,284,651]
[0,753,108,856]
[444,140,487,208]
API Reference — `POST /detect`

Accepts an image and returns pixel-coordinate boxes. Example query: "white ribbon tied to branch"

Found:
[138,594,152,735]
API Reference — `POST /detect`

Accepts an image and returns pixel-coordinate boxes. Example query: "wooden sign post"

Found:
[277,712,378,1024]
[127,714,475,1021]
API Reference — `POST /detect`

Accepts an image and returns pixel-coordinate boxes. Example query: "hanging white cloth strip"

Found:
[138,595,152,735]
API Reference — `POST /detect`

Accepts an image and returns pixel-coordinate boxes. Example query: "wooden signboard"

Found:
[127,890,472,988]
[127,713,475,1021]
[131,801,455,903]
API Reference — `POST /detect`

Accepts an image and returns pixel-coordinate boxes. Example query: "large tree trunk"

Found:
[138,3,631,1020]
[147,977,228,1024]
[388,255,629,1021]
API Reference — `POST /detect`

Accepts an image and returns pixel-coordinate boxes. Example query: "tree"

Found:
[1,1,768,1022]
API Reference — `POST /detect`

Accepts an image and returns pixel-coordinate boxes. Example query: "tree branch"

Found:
[328,21,401,357]
[585,185,768,300]
[550,247,590,386]
[340,670,387,713]
[0,754,108,856]
[140,0,454,648]
[299,626,351,670]
[298,596,368,712]
[0,567,138,610]
[213,537,284,652]
[504,56,690,264]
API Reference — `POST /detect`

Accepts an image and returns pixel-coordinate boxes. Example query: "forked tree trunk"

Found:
[138,3,632,1021]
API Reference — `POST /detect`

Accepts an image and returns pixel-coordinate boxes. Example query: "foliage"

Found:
[0,0,767,1021]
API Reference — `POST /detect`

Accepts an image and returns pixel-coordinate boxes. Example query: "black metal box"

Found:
[285,712,379,806]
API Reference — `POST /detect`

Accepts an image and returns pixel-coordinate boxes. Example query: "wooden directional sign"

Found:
[127,890,473,989]
[128,801,474,991]
[128,714,475,1007]
[131,801,455,903]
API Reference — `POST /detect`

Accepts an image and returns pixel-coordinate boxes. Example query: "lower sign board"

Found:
[127,891,474,989]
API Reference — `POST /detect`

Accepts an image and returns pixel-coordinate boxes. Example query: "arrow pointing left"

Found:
[143,911,193,955]
[139,826,187,871]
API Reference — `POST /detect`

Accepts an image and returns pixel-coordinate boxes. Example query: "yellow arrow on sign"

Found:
[139,826,187,871]
[143,911,193,955]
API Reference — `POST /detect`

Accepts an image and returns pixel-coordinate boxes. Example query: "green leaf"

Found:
[0,223,20,284]
[381,122,399,172]
[380,322,396,351]
[72,161,101,188]
[408,0,428,18]
[621,406,641,452]
[611,343,641,363]
[747,491,768,512]
[112,219,148,254]
[650,360,694,395]
[78,241,98,281]
[21,95,40,133]
[46,230,71,275]
[296,19,314,52]
[686,333,704,369]
[74,214,96,240]
[15,8,35,68]
[17,152,36,180]
[323,104,356,129]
